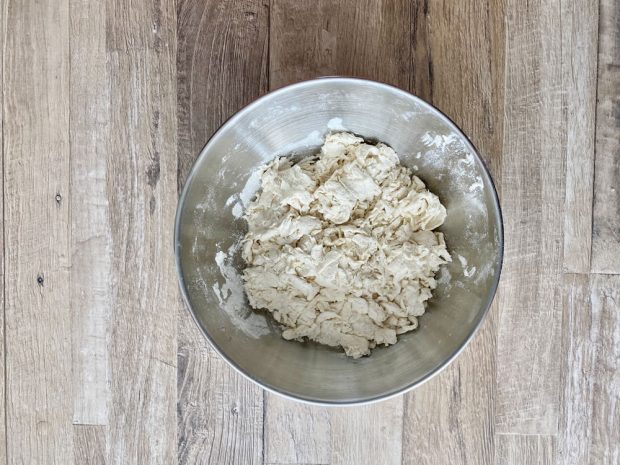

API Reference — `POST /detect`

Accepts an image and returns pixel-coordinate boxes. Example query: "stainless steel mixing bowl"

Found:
[175,77,503,405]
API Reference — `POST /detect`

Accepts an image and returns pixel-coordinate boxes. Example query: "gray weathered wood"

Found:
[264,396,331,465]
[106,46,178,464]
[331,398,403,465]
[588,274,620,464]
[591,0,620,274]
[403,320,496,465]
[0,1,612,463]
[561,0,598,273]
[495,435,556,465]
[559,273,596,465]
[104,1,178,461]
[178,343,264,465]
[177,0,269,188]
[558,273,620,465]
[70,0,111,427]
[496,0,565,434]
[3,0,74,463]
[270,0,412,91]
[74,425,107,465]
[106,0,175,52]
[416,0,506,178]
[0,0,5,461]
[176,0,268,463]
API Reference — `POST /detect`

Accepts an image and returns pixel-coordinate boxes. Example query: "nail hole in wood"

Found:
[37,275,44,286]
[55,193,62,204]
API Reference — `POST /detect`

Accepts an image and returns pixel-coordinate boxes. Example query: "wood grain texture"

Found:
[561,0,598,273]
[176,0,268,463]
[106,0,175,51]
[403,1,504,463]
[496,0,565,434]
[331,398,403,465]
[403,324,496,465]
[270,0,412,90]
[177,0,269,188]
[409,0,432,102]
[558,273,596,465]
[559,273,620,465]
[3,0,74,463]
[104,1,178,462]
[588,274,620,464]
[106,46,178,465]
[419,0,506,177]
[74,425,107,465]
[70,0,111,426]
[591,0,620,274]
[264,396,331,465]
[0,0,5,461]
[178,344,263,465]
[495,435,556,465]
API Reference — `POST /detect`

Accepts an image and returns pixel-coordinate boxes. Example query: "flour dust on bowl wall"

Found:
[175,78,503,405]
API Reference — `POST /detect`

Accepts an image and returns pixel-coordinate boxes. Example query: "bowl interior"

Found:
[176,78,502,404]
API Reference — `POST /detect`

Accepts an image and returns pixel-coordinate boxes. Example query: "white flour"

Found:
[212,240,270,338]
[416,129,495,285]
[327,117,347,130]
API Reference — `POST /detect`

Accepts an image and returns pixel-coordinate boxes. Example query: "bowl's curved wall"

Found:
[176,78,503,404]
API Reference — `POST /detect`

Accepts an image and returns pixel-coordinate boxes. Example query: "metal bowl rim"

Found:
[174,76,504,406]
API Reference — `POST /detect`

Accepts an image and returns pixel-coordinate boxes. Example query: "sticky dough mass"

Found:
[241,132,451,358]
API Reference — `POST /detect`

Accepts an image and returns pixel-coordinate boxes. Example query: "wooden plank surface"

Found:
[270,0,412,91]
[591,0,620,274]
[264,396,331,465]
[74,425,107,465]
[0,0,5,461]
[70,0,111,427]
[106,47,178,465]
[331,399,403,465]
[495,435,556,465]
[588,275,620,464]
[0,0,616,463]
[176,0,269,188]
[496,0,565,435]
[176,0,268,464]
[103,1,179,464]
[559,273,596,465]
[559,273,620,465]
[561,0,598,273]
[3,1,74,464]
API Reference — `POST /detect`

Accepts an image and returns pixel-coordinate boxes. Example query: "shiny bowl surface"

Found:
[175,77,503,405]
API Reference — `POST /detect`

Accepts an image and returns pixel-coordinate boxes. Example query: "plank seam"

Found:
[267,0,272,87]
[495,432,558,437]
[265,463,329,465]
[400,393,408,464]
[2,0,8,460]
[262,389,266,465]
[589,1,602,275]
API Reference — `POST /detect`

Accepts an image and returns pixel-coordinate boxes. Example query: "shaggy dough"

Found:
[241,132,451,358]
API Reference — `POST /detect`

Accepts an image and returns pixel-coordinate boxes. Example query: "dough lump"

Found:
[241,132,451,358]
